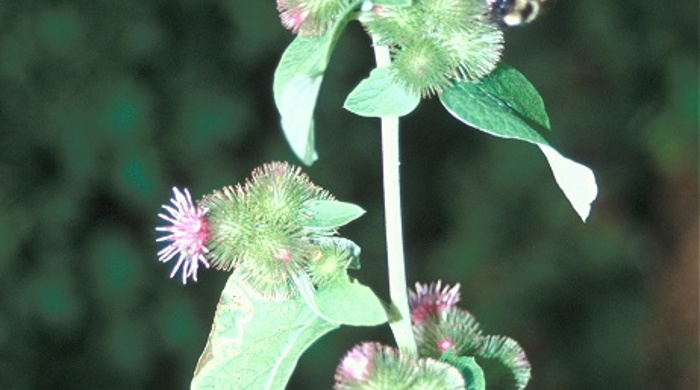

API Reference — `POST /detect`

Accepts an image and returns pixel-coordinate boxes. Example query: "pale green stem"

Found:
[372,40,417,355]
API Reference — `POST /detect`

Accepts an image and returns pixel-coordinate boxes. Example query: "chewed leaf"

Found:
[439,63,598,221]
[305,199,366,229]
[344,67,420,117]
[273,4,356,165]
[192,271,386,389]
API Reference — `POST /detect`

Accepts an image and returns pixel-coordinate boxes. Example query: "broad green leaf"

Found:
[192,271,386,389]
[273,35,328,165]
[316,275,387,326]
[344,67,420,117]
[304,199,366,228]
[466,63,551,133]
[439,64,597,221]
[441,351,486,390]
[273,4,356,165]
[439,64,550,144]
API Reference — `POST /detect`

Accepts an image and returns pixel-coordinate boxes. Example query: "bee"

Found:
[486,0,555,27]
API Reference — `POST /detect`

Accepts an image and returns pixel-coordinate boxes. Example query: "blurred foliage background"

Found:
[0,0,697,389]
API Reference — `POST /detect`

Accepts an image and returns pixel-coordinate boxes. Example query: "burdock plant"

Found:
[155,0,598,388]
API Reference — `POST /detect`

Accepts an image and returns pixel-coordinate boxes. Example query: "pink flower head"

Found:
[334,342,377,385]
[409,281,461,326]
[437,338,454,354]
[156,187,210,284]
[280,8,309,33]
[277,0,309,34]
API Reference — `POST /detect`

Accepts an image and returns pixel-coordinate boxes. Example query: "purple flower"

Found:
[334,342,467,389]
[409,281,461,325]
[156,187,210,284]
[277,0,309,34]
[335,343,376,385]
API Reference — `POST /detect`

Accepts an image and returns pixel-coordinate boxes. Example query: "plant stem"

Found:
[372,41,417,355]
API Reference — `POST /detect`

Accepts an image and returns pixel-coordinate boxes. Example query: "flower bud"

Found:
[202,162,335,300]
[277,0,350,36]
[391,38,455,97]
[476,335,531,390]
[334,342,465,389]
[409,281,482,358]
[361,0,504,96]
[305,237,359,287]
[415,308,483,358]
[409,281,461,325]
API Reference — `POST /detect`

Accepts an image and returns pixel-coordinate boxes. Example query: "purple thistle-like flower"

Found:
[335,342,378,385]
[278,1,309,33]
[156,187,210,284]
[409,281,461,326]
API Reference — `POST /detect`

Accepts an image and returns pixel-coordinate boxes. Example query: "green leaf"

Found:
[439,64,550,145]
[316,275,388,326]
[305,199,366,229]
[273,36,328,165]
[192,271,386,389]
[441,351,486,390]
[439,64,597,222]
[344,67,420,117]
[272,4,356,165]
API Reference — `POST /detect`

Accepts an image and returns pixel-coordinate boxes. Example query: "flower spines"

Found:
[334,342,466,389]
[409,280,462,325]
[335,342,381,387]
[408,281,532,389]
[199,184,248,271]
[202,161,340,300]
[362,6,423,47]
[412,358,467,390]
[391,39,456,98]
[305,239,358,286]
[277,0,350,36]
[419,0,486,33]
[444,23,504,81]
[475,335,531,390]
[246,162,334,226]
[361,0,504,97]
[414,308,483,358]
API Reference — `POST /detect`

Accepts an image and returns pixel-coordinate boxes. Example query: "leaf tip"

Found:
[538,144,598,222]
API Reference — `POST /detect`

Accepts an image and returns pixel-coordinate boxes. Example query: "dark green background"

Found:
[0,1,697,389]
